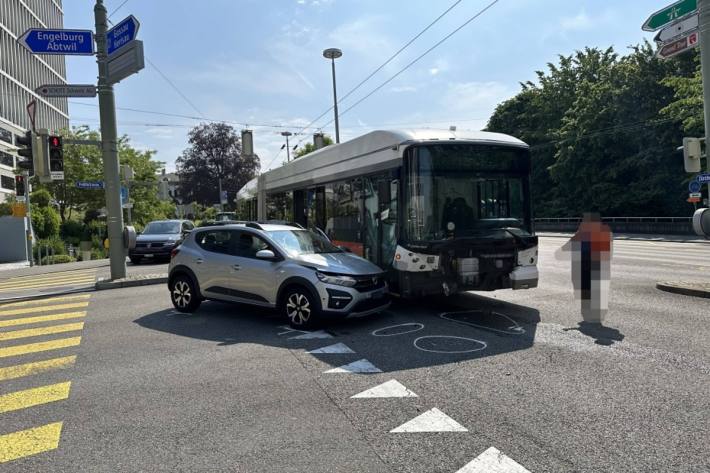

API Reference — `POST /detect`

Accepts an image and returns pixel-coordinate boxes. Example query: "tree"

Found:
[294,135,334,159]
[176,123,260,206]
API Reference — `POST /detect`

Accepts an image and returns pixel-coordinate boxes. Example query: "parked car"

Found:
[129,219,195,264]
[167,222,390,328]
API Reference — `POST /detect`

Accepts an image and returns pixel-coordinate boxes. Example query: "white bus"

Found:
[236,129,538,297]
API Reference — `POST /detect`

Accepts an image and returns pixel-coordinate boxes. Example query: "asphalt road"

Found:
[1,236,708,472]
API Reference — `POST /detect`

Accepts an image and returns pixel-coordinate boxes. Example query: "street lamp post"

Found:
[281,131,293,162]
[323,48,342,144]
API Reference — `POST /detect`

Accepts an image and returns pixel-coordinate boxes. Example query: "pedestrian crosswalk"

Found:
[0,269,97,296]
[0,294,91,464]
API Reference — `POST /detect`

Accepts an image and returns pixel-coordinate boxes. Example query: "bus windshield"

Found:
[404,144,531,242]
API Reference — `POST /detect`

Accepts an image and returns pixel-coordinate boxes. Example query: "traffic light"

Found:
[14,175,26,196]
[15,131,35,176]
[47,135,64,179]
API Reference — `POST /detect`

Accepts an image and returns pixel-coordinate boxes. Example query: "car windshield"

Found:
[143,222,181,234]
[268,229,342,255]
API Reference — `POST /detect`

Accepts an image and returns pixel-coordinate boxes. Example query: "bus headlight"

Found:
[316,271,357,287]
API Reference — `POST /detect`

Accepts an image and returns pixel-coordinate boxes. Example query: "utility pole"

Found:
[23,171,32,266]
[281,131,292,162]
[95,0,126,279]
[323,48,342,143]
[700,0,710,203]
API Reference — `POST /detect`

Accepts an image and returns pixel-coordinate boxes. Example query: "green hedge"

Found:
[40,254,76,265]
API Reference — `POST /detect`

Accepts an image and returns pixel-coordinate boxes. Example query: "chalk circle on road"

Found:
[439,310,526,335]
[371,323,425,337]
[413,336,487,354]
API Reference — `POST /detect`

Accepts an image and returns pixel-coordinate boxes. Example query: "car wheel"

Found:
[170,275,201,313]
[129,256,142,265]
[283,286,319,329]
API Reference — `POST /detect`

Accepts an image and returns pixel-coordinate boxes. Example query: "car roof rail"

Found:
[245,222,263,230]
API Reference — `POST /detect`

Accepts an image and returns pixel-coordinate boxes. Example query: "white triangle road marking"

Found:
[351,379,418,398]
[390,407,467,433]
[324,358,382,374]
[455,447,531,473]
[289,330,334,340]
[308,343,355,354]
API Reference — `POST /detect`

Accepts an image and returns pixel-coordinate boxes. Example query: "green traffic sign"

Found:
[643,0,697,31]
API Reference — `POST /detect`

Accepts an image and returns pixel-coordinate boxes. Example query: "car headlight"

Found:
[316,271,357,287]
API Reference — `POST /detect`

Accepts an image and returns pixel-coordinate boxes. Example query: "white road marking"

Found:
[440,311,525,335]
[455,447,531,473]
[324,359,382,374]
[289,330,334,340]
[307,343,355,354]
[351,379,418,398]
[390,407,467,433]
[371,323,424,337]
[413,336,487,354]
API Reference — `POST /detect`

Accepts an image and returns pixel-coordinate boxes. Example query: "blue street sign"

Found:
[697,173,710,183]
[107,15,140,56]
[76,180,104,190]
[689,180,701,193]
[120,186,128,205]
[18,29,94,55]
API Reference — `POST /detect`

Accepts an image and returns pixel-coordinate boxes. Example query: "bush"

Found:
[40,254,76,265]
[0,202,12,216]
[30,188,52,207]
[31,207,61,239]
[90,249,106,260]
[61,220,85,240]
[33,236,67,260]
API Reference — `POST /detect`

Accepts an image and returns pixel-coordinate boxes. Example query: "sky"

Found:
[61,0,669,173]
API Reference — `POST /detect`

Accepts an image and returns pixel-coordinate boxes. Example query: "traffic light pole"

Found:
[700,0,710,204]
[95,0,126,279]
[23,171,33,267]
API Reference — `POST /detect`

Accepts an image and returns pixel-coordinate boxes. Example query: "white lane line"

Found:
[351,379,417,398]
[308,343,355,354]
[289,330,334,340]
[324,359,382,374]
[390,407,467,433]
[455,447,531,473]
[439,311,525,335]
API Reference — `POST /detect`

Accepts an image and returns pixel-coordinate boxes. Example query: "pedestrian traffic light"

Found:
[48,135,64,179]
[14,175,26,196]
[15,131,35,176]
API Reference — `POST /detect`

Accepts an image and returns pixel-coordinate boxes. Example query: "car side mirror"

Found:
[338,245,352,253]
[256,249,276,259]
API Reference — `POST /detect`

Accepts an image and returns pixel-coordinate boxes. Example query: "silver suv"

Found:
[167,223,390,328]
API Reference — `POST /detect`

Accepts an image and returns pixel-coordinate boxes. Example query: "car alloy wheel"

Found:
[172,280,192,309]
[286,292,311,326]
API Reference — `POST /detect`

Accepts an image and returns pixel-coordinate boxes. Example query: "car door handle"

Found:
[195,258,204,264]
[231,264,241,271]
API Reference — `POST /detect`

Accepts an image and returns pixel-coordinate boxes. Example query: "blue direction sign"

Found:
[697,173,710,183]
[120,186,128,205]
[107,15,140,56]
[76,181,104,190]
[689,179,701,193]
[18,29,93,55]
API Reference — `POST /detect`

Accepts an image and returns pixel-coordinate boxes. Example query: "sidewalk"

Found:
[656,281,710,299]
[537,232,710,243]
[0,259,109,280]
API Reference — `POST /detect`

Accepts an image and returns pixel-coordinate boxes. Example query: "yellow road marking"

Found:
[0,294,91,309]
[0,382,71,414]
[0,422,63,463]
[0,337,81,359]
[0,268,97,282]
[0,312,86,329]
[0,356,76,382]
[0,322,84,342]
[0,276,96,291]
[0,302,89,318]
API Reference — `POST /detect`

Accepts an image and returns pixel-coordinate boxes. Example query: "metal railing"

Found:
[534,217,694,235]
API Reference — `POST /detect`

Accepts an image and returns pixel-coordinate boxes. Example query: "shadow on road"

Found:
[133,291,541,371]
[564,322,625,346]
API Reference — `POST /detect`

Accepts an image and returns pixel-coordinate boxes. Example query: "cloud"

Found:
[390,85,417,93]
[441,81,515,117]
[560,10,592,31]
[144,127,176,139]
[328,16,395,60]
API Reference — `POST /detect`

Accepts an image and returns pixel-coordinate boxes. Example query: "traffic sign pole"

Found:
[24,171,32,266]
[94,0,126,279]
[700,0,710,204]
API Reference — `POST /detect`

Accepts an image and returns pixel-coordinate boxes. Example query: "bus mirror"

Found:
[378,180,391,204]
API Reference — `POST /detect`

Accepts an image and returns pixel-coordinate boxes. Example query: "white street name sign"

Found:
[35,84,97,98]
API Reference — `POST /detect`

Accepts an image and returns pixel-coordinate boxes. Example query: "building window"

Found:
[0,128,12,145]
[1,174,15,191]
[0,150,14,168]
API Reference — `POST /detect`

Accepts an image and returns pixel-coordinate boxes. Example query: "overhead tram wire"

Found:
[108,0,130,19]
[289,0,466,150]
[313,0,502,134]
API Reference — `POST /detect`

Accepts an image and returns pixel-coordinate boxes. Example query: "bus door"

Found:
[293,190,306,227]
[363,176,398,268]
[304,187,325,231]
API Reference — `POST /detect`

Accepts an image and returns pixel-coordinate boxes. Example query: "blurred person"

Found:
[557,213,613,324]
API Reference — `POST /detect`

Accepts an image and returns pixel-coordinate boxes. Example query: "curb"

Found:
[0,287,96,304]
[656,282,710,299]
[95,275,167,290]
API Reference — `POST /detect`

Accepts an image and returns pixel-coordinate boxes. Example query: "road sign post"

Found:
[18,29,94,55]
[35,84,97,98]
[643,0,698,31]
[95,0,126,279]
[655,13,699,43]
[657,30,699,58]
[107,15,140,56]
